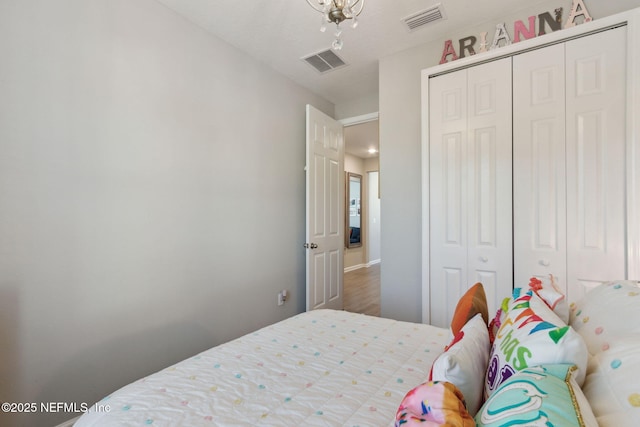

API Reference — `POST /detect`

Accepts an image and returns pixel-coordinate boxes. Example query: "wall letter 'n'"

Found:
[514,16,536,43]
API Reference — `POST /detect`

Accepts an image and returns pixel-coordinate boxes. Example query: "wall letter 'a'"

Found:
[565,0,593,28]
[439,40,459,64]
[490,23,512,50]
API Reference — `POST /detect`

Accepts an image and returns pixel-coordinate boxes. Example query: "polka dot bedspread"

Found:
[75,309,450,426]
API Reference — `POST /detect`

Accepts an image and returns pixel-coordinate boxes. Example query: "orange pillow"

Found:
[450,282,488,335]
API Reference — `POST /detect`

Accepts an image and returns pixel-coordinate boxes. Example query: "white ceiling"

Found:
[344,120,379,159]
[154,0,640,108]
[154,0,558,106]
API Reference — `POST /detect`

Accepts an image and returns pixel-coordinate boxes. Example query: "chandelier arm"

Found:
[305,0,325,13]
[351,0,365,16]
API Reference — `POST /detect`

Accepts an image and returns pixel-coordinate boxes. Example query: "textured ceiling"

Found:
[345,120,379,159]
[154,0,640,107]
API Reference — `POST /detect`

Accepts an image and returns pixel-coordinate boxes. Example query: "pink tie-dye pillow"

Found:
[395,381,475,427]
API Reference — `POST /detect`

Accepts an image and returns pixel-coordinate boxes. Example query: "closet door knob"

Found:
[479,256,488,263]
[539,259,550,267]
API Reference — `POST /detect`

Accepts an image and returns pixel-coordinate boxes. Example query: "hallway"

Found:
[343,263,380,317]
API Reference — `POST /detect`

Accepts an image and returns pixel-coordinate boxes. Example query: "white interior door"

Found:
[565,27,627,302]
[306,105,344,311]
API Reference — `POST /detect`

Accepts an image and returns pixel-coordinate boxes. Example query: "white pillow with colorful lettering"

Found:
[528,275,569,324]
[484,289,587,398]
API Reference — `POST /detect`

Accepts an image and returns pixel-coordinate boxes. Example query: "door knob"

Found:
[310,243,318,249]
[479,256,488,263]
[304,243,318,249]
[539,259,550,267]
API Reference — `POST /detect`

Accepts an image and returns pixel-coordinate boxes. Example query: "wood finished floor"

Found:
[343,263,381,317]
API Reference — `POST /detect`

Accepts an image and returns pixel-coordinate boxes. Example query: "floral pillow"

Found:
[430,313,490,416]
[476,364,597,427]
[395,381,475,427]
[484,289,587,398]
[569,280,640,355]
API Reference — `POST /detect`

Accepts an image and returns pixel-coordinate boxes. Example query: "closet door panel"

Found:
[429,70,468,327]
[467,58,513,314]
[566,27,627,302]
[513,44,567,291]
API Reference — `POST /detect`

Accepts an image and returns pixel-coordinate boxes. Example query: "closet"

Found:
[423,18,636,327]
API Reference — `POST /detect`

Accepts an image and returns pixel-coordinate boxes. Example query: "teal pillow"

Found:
[476,364,597,427]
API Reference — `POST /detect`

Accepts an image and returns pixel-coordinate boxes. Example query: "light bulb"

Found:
[351,16,358,29]
[332,38,344,50]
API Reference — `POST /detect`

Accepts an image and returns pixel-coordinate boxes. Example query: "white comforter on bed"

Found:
[75,309,449,426]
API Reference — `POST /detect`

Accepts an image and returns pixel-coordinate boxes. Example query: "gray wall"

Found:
[335,92,379,121]
[0,1,333,426]
[379,0,640,323]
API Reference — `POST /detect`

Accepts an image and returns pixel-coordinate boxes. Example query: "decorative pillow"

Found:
[430,313,490,416]
[569,280,640,355]
[395,381,475,427]
[488,298,509,344]
[484,289,588,398]
[581,334,640,426]
[450,282,488,335]
[528,275,569,324]
[476,364,598,427]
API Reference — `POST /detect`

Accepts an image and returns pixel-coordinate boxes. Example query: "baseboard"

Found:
[344,264,366,273]
[54,415,80,427]
[344,259,381,273]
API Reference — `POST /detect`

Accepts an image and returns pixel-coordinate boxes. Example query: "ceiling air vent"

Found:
[402,3,446,32]
[302,49,347,74]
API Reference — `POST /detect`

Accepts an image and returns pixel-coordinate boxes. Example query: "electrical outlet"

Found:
[277,291,284,306]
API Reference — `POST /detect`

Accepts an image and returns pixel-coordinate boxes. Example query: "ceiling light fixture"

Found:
[306,0,364,50]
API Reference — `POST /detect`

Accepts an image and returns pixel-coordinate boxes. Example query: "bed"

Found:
[74,309,451,426]
[75,279,640,427]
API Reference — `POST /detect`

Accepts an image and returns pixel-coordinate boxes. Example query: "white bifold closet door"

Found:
[513,44,568,290]
[513,27,627,303]
[429,58,513,328]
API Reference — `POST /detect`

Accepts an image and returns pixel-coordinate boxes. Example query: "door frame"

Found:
[420,9,640,324]
[340,111,380,275]
[340,112,379,127]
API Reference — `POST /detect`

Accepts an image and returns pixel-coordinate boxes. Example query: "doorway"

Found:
[342,118,380,316]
